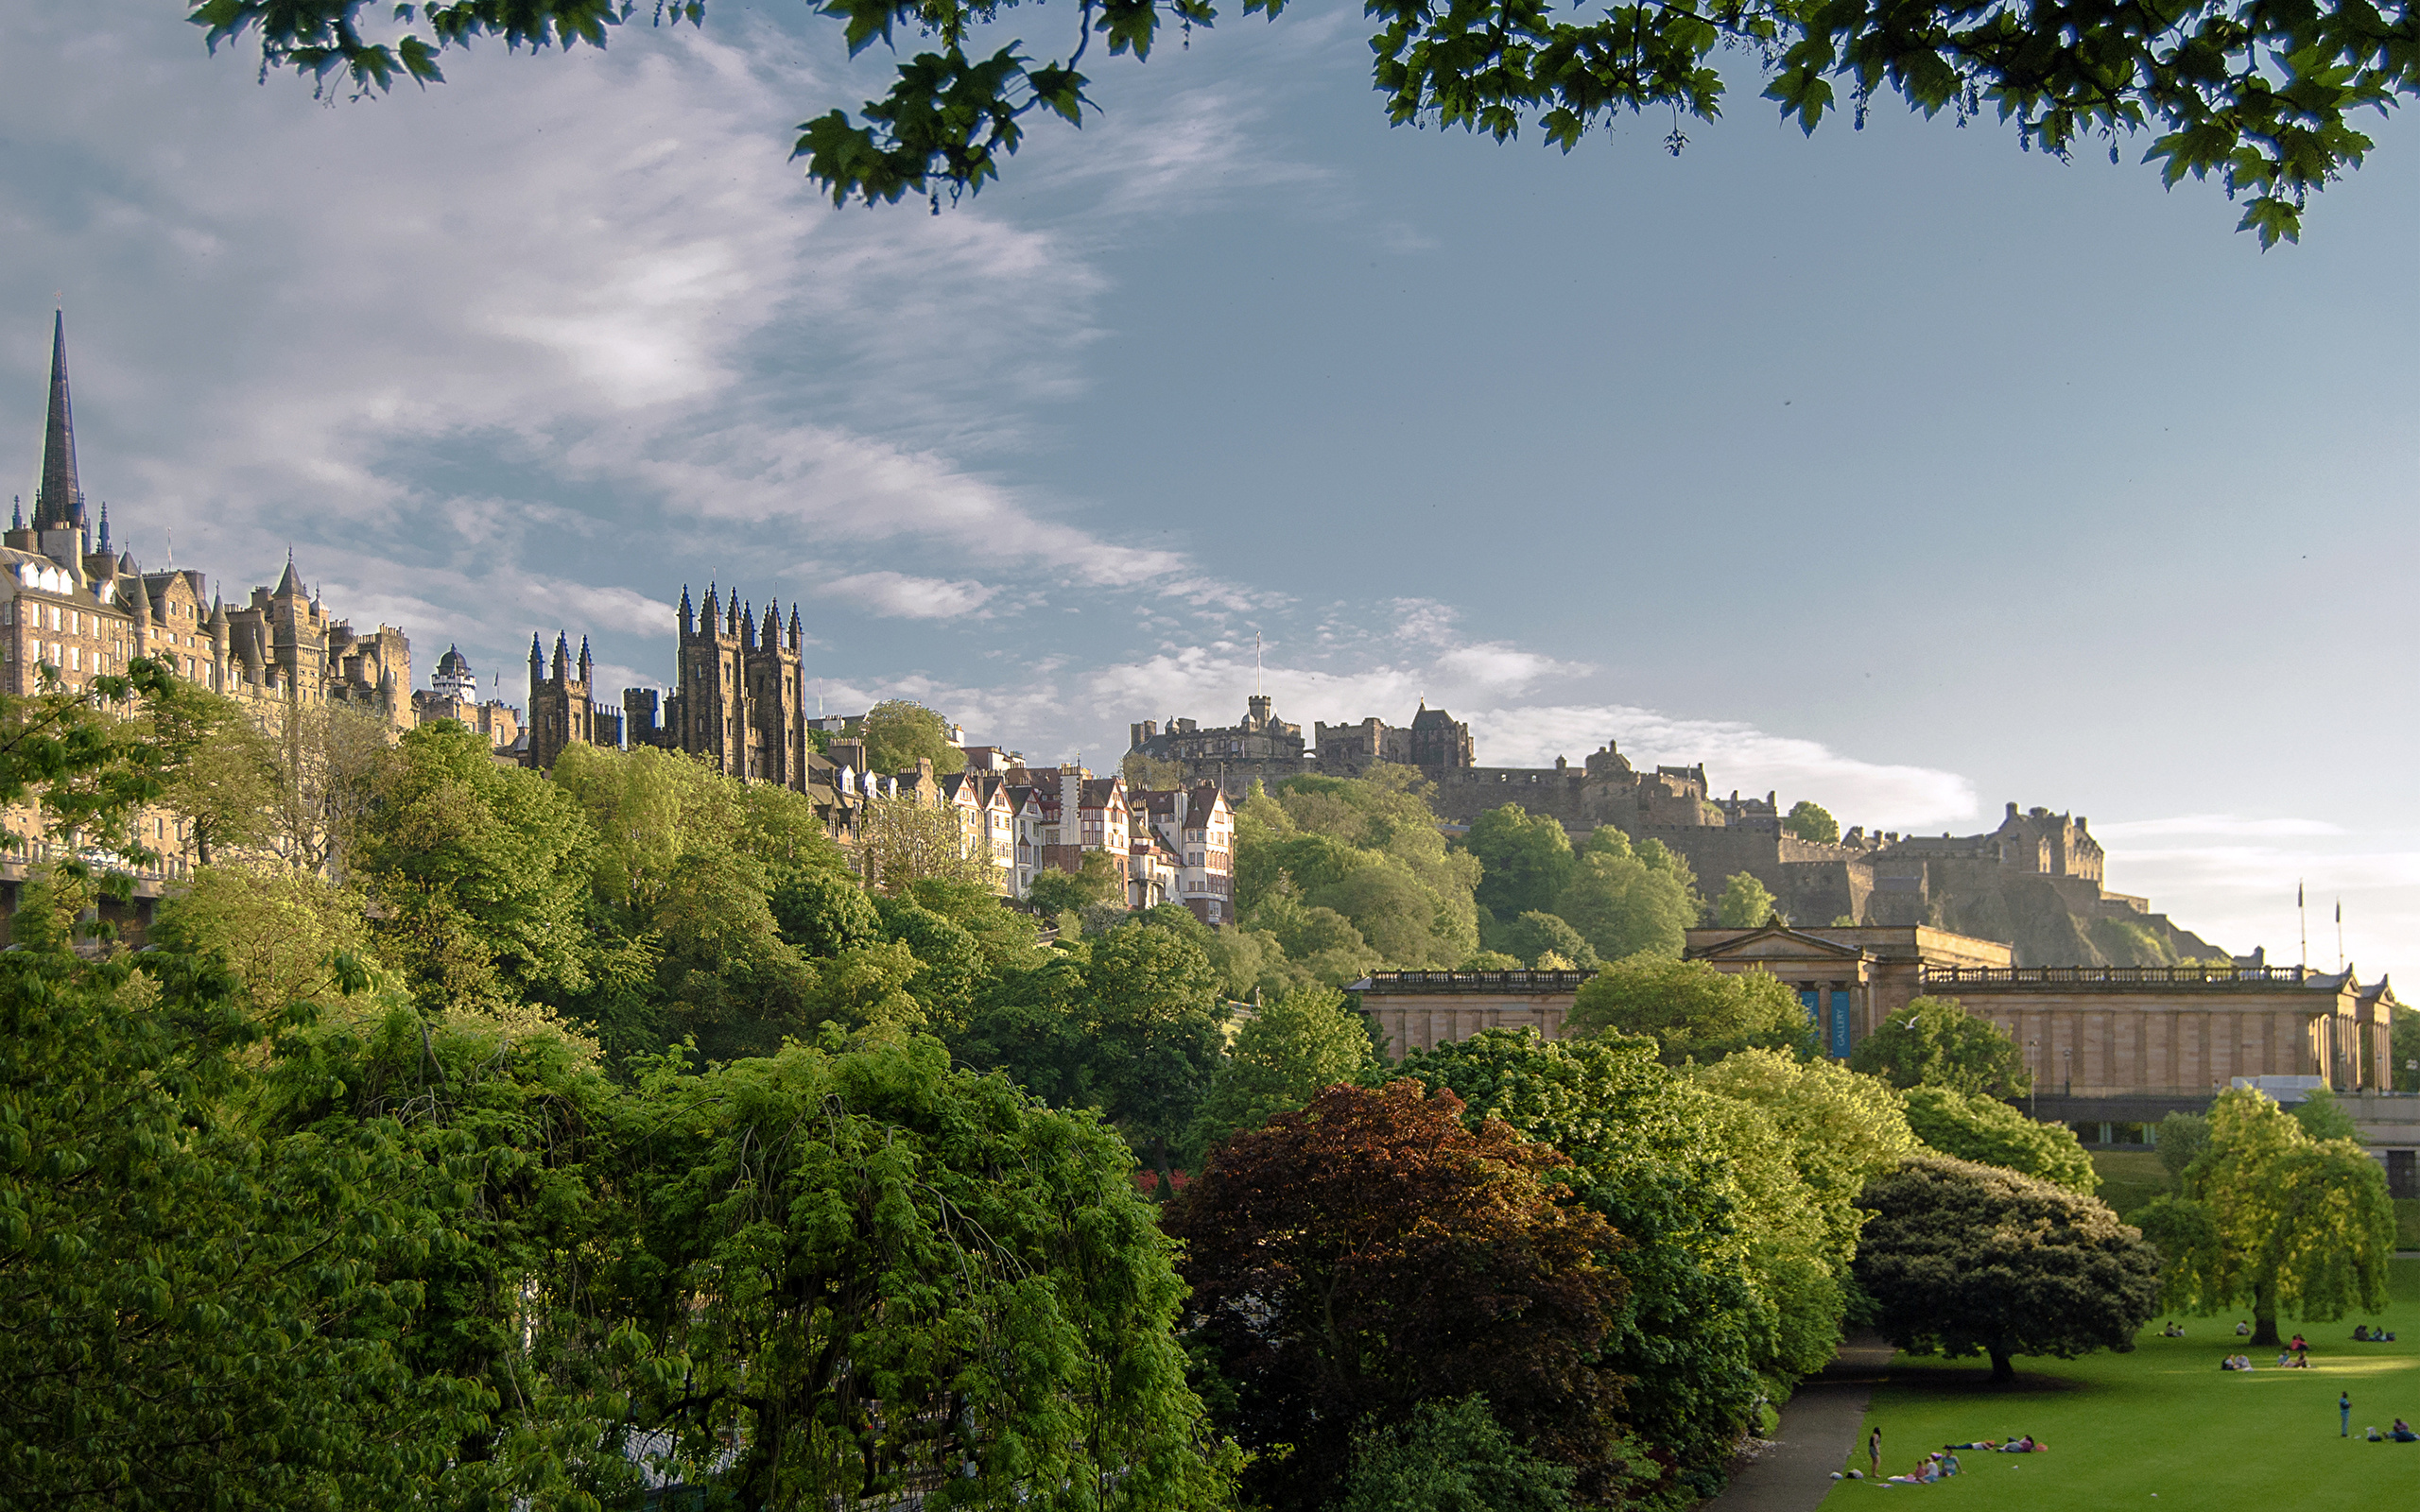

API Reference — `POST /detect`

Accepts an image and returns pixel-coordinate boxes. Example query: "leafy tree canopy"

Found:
[1901,1084,2098,1193]
[1028,848,1125,914]
[194,0,2412,243]
[1188,983,1376,1157]
[2290,1085,2361,1141]
[1334,1396,1577,1512]
[1854,1155,2160,1381]
[857,697,965,775]
[2135,1086,2393,1345]
[1848,993,2031,1097]
[1567,954,1806,1065]
[1714,870,1781,928]
[1167,1079,1639,1510]
[1551,826,1701,962]
[1499,908,1602,970]
[1463,805,1576,922]
[1398,1030,1780,1494]
[1783,800,1840,845]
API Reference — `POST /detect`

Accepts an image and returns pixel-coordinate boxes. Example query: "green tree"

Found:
[353,721,595,1009]
[2290,1086,2361,1141]
[147,684,281,866]
[1334,1397,1575,1512]
[769,867,886,956]
[1566,954,1806,1065]
[1028,849,1124,913]
[2155,1109,2210,1189]
[1783,800,1840,845]
[1848,994,2031,1097]
[857,697,965,775]
[2394,1005,2420,1091]
[0,886,508,1508]
[1854,1156,2161,1382]
[1901,1084,2097,1193]
[1168,1080,1637,1511]
[1399,1030,1777,1496]
[1714,870,1781,927]
[206,0,2413,243]
[1463,805,1576,923]
[1189,985,1375,1156]
[2135,1087,2393,1346]
[1691,1049,1920,1264]
[149,863,382,1016]
[1551,826,1699,962]
[1499,909,1601,970]
[856,792,991,890]
[618,1036,1225,1508]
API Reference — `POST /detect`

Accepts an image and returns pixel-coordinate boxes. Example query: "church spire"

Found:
[33,311,81,530]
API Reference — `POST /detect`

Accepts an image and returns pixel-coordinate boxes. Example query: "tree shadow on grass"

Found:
[1883,1365,2094,1395]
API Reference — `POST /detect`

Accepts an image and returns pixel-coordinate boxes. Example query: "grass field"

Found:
[1822,1260,2420,1508]
[2086,1150,2168,1217]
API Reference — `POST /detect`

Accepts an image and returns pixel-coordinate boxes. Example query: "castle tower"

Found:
[527,628,609,770]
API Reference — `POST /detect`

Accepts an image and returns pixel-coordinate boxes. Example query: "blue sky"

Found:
[4,0,2416,967]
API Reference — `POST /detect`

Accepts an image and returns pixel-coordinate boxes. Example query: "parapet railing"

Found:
[1353,971,1597,993]
[1924,964,2316,986]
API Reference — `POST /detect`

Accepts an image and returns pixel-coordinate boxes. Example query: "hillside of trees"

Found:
[5,672,2368,1508]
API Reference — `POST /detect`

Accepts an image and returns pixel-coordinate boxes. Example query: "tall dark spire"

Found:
[32,311,81,530]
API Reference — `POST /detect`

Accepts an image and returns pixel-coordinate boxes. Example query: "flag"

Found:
[2337,900,2342,923]
[2298,882,2305,908]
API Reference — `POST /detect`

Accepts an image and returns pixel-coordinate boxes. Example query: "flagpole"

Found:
[2298,880,2307,971]
[2337,898,2344,973]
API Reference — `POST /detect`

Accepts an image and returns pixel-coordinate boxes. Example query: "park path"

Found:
[1699,1334,1895,1512]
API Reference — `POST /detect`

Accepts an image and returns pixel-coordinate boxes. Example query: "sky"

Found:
[2,0,2415,969]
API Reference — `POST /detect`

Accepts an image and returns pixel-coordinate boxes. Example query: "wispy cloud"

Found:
[824,571,999,619]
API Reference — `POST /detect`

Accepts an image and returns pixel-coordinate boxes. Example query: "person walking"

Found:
[2342,1392,2352,1437]
[1868,1426,1882,1476]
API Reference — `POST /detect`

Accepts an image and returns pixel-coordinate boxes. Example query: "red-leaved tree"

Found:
[1166,1079,1644,1510]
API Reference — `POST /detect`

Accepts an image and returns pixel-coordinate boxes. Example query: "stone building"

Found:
[1128,696,1305,798]
[530,584,858,840]
[1347,969,1593,1060]
[1129,782,1236,924]
[525,632,623,770]
[411,644,522,752]
[1,314,416,941]
[1132,684,2231,966]
[2,313,414,729]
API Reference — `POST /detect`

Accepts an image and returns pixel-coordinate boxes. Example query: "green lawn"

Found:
[2087,1150,2168,1217]
[1824,1261,2420,1508]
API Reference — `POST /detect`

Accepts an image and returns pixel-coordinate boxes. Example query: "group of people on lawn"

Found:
[1842,1428,2045,1486]
[2197,1316,2398,1371]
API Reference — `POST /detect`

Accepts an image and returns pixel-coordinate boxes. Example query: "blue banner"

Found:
[1830,997,1852,1058]
[1799,988,1820,1031]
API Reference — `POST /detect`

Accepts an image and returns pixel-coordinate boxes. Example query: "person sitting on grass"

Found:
[2393,1419,2418,1442]
[2290,1333,2308,1353]
[2237,1320,2252,1336]
[2356,1325,2372,1341]
[2163,1321,2185,1337]
[1940,1451,1962,1475]
[1887,1456,1946,1485]
[1996,1435,2046,1452]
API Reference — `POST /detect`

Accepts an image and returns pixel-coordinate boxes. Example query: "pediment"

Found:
[1692,922,1866,962]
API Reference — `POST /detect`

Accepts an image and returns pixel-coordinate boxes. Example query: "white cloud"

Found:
[2094,814,2349,840]
[823,570,998,619]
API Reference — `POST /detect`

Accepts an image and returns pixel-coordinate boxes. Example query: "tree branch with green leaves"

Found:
[190,0,2414,241]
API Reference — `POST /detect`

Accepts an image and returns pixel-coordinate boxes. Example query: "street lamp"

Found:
[2028,1039,2039,1119]
[2063,1045,2072,1098]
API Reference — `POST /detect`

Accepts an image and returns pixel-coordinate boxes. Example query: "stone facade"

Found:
[1128,696,1305,798]
[1347,969,1592,1060]
[1130,689,2232,967]
[411,644,522,752]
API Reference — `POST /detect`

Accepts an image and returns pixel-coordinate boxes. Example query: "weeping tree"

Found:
[2135,1087,2393,1347]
